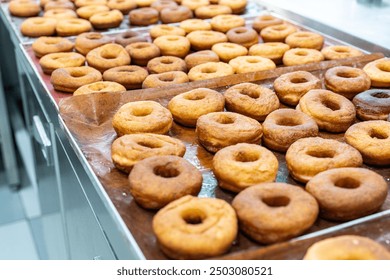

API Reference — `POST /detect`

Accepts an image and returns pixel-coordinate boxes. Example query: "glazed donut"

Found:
[73,81,125,95]
[226,27,258,49]
[297,89,356,133]
[263,109,319,152]
[210,14,245,33]
[44,0,75,11]
[112,134,186,173]
[135,0,155,7]
[20,17,57,37]
[345,120,390,165]
[285,31,324,50]
[112,101,173,136]
[142,71,189,89]
[90,9,124,29]
[363,58,390,87]
[324,66,371,100]
[188,62,234,81]
[303,235,390,260]
[273,71,321,106]
[50,66,102,93]
[219,0,246,14]
[182,0,209,10]
[86,43,131,73]
[76,5,110,19]
[252,14,283,33]
[186,30,227,50]
[179,19,211,34]
[224,83,279,121]
[211,42,248,62]
[152,195,238,259]
[115,31,148,47]
[9,0,41,17]
[125,42,160,66]
[103,65,148,89]
[285,137,363,183]
[75,0,107,7]
[56,18,92,37]
[153,35,191,58]
[321,45,364,60]
[353,89,390,121]
[249,42,290,65]
[150,25,186,40]
[147,56,187,74]
[75,32,112,56]
[229,56,276,74]
[39,52,85,75]
[151,0,178,12]
[194,5,232,19]
[32,37,74,58]
[160,6,193,23]
[184,50,219,69]
[306,167,388,221]
[260,23,297,43]
[129,7,159,26]
[232,183,318,244]
[107,0,137,14]
[283,48,324,66]
[44,8,77,19]
[168,88,225,127]
[213,144,278,193]
[196,112,263,153]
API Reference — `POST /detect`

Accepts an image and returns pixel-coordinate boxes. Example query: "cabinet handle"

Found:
[32,115,53,166]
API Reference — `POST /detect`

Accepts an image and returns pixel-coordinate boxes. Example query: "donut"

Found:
[107,0,137,14]
[184,50,219,69]
[112,101,173,136]
[112,134,186,173]
[226,27,258,49]
[321,45,364,60]
[56,18,92,37]
[303,235,390,260]
[219,0,246,14]
[75,32,112,56]
[73,81,126,96]
[232,183,319,244]
[32,37,74,58]
[263,109,319,152]
[168,88,225,127]
[153,35,191,58]
[196,112,263,153]
[129,7,159,26]
[211,42,248,62]
[285,31,324,50]
[252,14,283,33]
[20,17,57,37]
[86,43,131,73]
[306,167,388,222]
[142,71,189,89]
[188,62,234,81]
[186,30,227,50]
[125,42,160,66]
[285,137,363,183]
[75,0,107,7]
[353,89,390,121]
[135,0,155,7]
[273,71,321,106]
[160,6,193,24]
[210,14,245,33]
[43,8,77,19]
[179,19,211,34]
[150,25,186,40]
[151,0,178,12]
[249,42,290,65]
[260,23,297,42]
[182,0,209,10]
[283,48,324,66]
[39,52,86,75]
[194,4,232,19]
[50,66,102,93]
[345,120,390,165]
[324,66,371,100]
[90,9,124,29]
[147,56,187,74]
[229,56,276,74]
[9,0,41,17]
[213,144,278,193]
[76,5,110,19]
[115,31,148,47]
[103,65,148,89]
[152,195,238,259]
[44,0,75,11]
[297,89,356,133]
[224,83,279,121]
[363,58,390,87]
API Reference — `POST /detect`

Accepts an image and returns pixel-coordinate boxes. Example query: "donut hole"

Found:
[160,58,174,64]
[377,63,390,73]
[101,49,120,59]
[153,164,180,178]
[181,209,206,225]
[239,88,260,99]
[68,20,81,25]
[294,33,310,38]
[336,71,359,79]
[136,141,162,149]
[69,71,86,78]
[321,99,341,111]
[119,69,136,73]
[123,33,137,39]
[276,117,302,127]
[234,151,259,162]
[369,129,388,140]
[215,114,235,125]
[158,75,175,82]
[201,67,217,74]
[334,177,361,189]
[86,33,103,40]
[184,92,206,101]
[260,15,275,21]
[132,107,153,117]
[262,196,290,207]
[333,46,349,53]
[88,83,107,91]
[234,28,247,34]
[166,37,179,42]
[290,77,308,84]
[372,92,390,99]
[272,25,286,31]
[246,58,261,64]
[306,149,336,159]
[295,50,308,56]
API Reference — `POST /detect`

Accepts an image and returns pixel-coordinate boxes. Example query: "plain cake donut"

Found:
[321,45,364,60]
[142,71,189,89]
[151,0,178,12]
[160,6,193,23]
[43,8,77,19]
[219,0,246,14]
[129,7,159,26]
[249,42,290,65]
[147,56,187,74]
[194,5,232,19]
[188,62,233,81]
[226,27,259,49]
[184,50,219,69]
[115,30,148,47]
[73,81,125,95]
[103,65,149,90]
[252,14,283,32]
[285,31,324,50]
[260,23,297,42]
[211,42,248,62]
[32,37,74,58]
[75,32,112,56]
[229,56,276,74]
[86,43,131,73]
[107,0,137,14]
[56,18,92,37]
[353,89,390,121]
[76,5,110,19]
[39,52,85,75]
[150,25,186,39]
[153,35,191,58]
[283,48,324,66]
[179,19,211,33]
[363,58,390,87]
[125,42,161,66]
[186,30,227,50]
[210,14,245,33]
[20,17,57,37]
[9,0,41,17]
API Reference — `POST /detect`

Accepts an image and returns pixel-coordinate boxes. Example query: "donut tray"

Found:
[59,53,390,259]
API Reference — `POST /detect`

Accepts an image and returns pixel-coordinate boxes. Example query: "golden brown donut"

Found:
[184,50,219,69]
[263,109,319,152]
[306,167,388,221]
[32,37,74,58]
[224,83,279,121]
[363,58,390,87]
[39,52,85,75]
[188,62,234,81]
[229,56,276,74]
[249,42,290,65]
[153,195,238,259]
[75,0,107,7]
[151,0,178,12]
[136,0,156,6]
[219,0,246,14]
[147,56,187,74]
[232,183,319,244]
[226,27,258,49]
[103,65,148,89]
[303,235,390,260]
[260,23,297,42]
[75,32,112,56]
[252,14,283,33]
[44,0,75,11]
[285,137,363,183]
[345,120,390,165]
[160,6,193,23]
[9,0,41,17]
[179,19,211,34]
[273,71,321,106]
[112,134,186,173]
[56,18,92,36]
[321,45,364,60]
[211,42,248,62]
[153,35,191,58]
[86,43,131,73]
[213,144,278,193]
[50,66,102,93]
[115,31,148,47]
[324,66,371,100]
[168,88,225,127]
[20,17,57,37]
[76,5,110,19]
[182,0,209,10]
[194,4,232,19]
[90,9,124,29]
[285,31,324,50]
[107,0,137,14]
[150,25,186,40]
[125,42,161,66]
[73,81,126,95]
[196,112,263,153]
[142,71,189,89]
[129,7,159,26]
[297,89,356,133]
[210,14,245,33]
[353,89,390,121]
[283,48,324,66]
[43,8,77,19]
[186,30,227,50]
